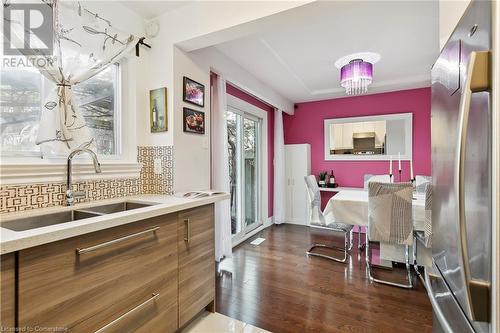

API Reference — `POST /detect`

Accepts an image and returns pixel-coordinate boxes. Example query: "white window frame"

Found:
[0,56,141,185]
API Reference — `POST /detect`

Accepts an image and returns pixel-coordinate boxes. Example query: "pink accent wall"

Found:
[226,84,275,218]
[283,88,432,207]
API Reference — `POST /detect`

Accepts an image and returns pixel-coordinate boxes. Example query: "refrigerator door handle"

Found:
[425,269,454,333]
[456,50,491,322]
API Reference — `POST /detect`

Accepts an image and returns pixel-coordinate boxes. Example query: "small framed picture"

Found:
[183,76,204,107]
[183,107,205,134]
[149,87,168,132]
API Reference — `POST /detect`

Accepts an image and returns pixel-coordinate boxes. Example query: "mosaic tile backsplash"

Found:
[0,146,174,213]
[138,146,174,195]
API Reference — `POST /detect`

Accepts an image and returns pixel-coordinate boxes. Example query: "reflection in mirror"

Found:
[324,113,412,160]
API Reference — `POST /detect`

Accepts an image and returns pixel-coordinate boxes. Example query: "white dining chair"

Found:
[415,175,432,194]
[359,174,391,249]
[413,182,432,282]
[363,174,391,189]
[366,181,414,288]
[304,175,353,263]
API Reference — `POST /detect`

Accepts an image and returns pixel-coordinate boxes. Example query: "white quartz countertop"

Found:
[0,193,229,254]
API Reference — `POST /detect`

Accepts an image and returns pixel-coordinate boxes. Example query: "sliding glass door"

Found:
[227,107,262,242]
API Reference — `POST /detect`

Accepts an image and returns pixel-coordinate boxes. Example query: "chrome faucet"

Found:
[66,147,102,206]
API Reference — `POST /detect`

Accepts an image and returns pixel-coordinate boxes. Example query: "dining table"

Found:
[322,189,430,266]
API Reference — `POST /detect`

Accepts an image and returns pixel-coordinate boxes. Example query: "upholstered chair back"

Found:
[364,174,391,189]
[415,175,432,194]
[423,183,433,247]
[304,175,326,226]
[368,182,413,245]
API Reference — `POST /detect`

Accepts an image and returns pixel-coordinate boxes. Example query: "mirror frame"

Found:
[324,112,413,161]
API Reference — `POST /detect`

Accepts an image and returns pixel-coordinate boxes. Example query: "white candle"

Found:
[398,152,401,171]
[410,159,414,180]
[389,155,393,174]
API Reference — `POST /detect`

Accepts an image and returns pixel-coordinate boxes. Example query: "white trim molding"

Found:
[0,162,142,185]
[232,217,274,248]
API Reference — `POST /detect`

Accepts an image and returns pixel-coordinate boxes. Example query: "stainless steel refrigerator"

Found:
[429,0,493,332]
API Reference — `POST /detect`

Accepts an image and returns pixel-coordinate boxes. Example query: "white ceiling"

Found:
[119,1,192,19]
[214,1,439,103]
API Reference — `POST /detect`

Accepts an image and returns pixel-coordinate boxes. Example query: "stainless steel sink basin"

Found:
[1,201,155,232]
[82,201,154,215]
[1,210,100,232]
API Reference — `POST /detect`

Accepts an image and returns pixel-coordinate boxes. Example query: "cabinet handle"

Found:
[184,219,190,243]
[76,226,160,255]
[94,293,160,333]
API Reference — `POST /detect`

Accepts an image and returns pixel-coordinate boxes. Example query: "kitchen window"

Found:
[0,63,120,157]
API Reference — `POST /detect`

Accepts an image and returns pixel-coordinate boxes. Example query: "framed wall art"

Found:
[149,87,168,132]
[183,76,204,107]
[183,107,205,134]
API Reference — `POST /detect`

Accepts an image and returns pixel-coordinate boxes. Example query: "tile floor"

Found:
[183,312,270,333]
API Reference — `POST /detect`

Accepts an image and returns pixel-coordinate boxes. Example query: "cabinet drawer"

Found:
[18,213,178,331]
[178,205,215,327]
[72,279,177,333]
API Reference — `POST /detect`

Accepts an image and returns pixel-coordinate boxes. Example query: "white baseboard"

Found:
[284,218,309,225]
[232,216,274,248]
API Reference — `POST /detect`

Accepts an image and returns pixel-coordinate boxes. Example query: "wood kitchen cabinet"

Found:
[5,203,216,332]
[331,124,343,150]
[341,123,354,149]
[18,213,179,333]
[177,204,215,328]
[1,253,15,331]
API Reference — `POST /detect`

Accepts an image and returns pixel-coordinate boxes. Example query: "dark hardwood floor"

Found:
[216,224,433,333]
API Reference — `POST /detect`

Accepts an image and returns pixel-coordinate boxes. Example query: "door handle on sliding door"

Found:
[456,51,491,322]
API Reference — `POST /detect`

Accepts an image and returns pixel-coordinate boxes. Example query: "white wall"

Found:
[139,1,309,146]
[83,1,145,36]
[172,47,211,192]
[190,47,294,114]
[136,22,175,146]
[137,1,309,191]
[163,1,313,47]
[439,0,472,49]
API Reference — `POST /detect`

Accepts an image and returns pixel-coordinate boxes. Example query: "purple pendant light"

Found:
[340,59,373,95]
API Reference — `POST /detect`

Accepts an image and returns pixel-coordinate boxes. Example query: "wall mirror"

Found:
[324,113,412,161]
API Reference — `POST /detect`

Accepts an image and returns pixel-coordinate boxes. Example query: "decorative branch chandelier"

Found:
[340,59,373,95]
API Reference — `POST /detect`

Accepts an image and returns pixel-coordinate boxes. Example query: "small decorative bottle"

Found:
[329,170,335,187]
[318,172,327,187]
[152,98,159,130]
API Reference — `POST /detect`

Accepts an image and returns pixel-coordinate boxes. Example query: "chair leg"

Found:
[358,226,366,250]
[412,234,426,286]
[366,234,413,289]
[307,231,349,263]
[348,229,353,251]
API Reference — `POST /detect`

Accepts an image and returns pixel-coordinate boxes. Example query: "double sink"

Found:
[1,201,154,232]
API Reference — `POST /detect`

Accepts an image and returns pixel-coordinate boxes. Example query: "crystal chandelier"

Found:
[340,59,373,95]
